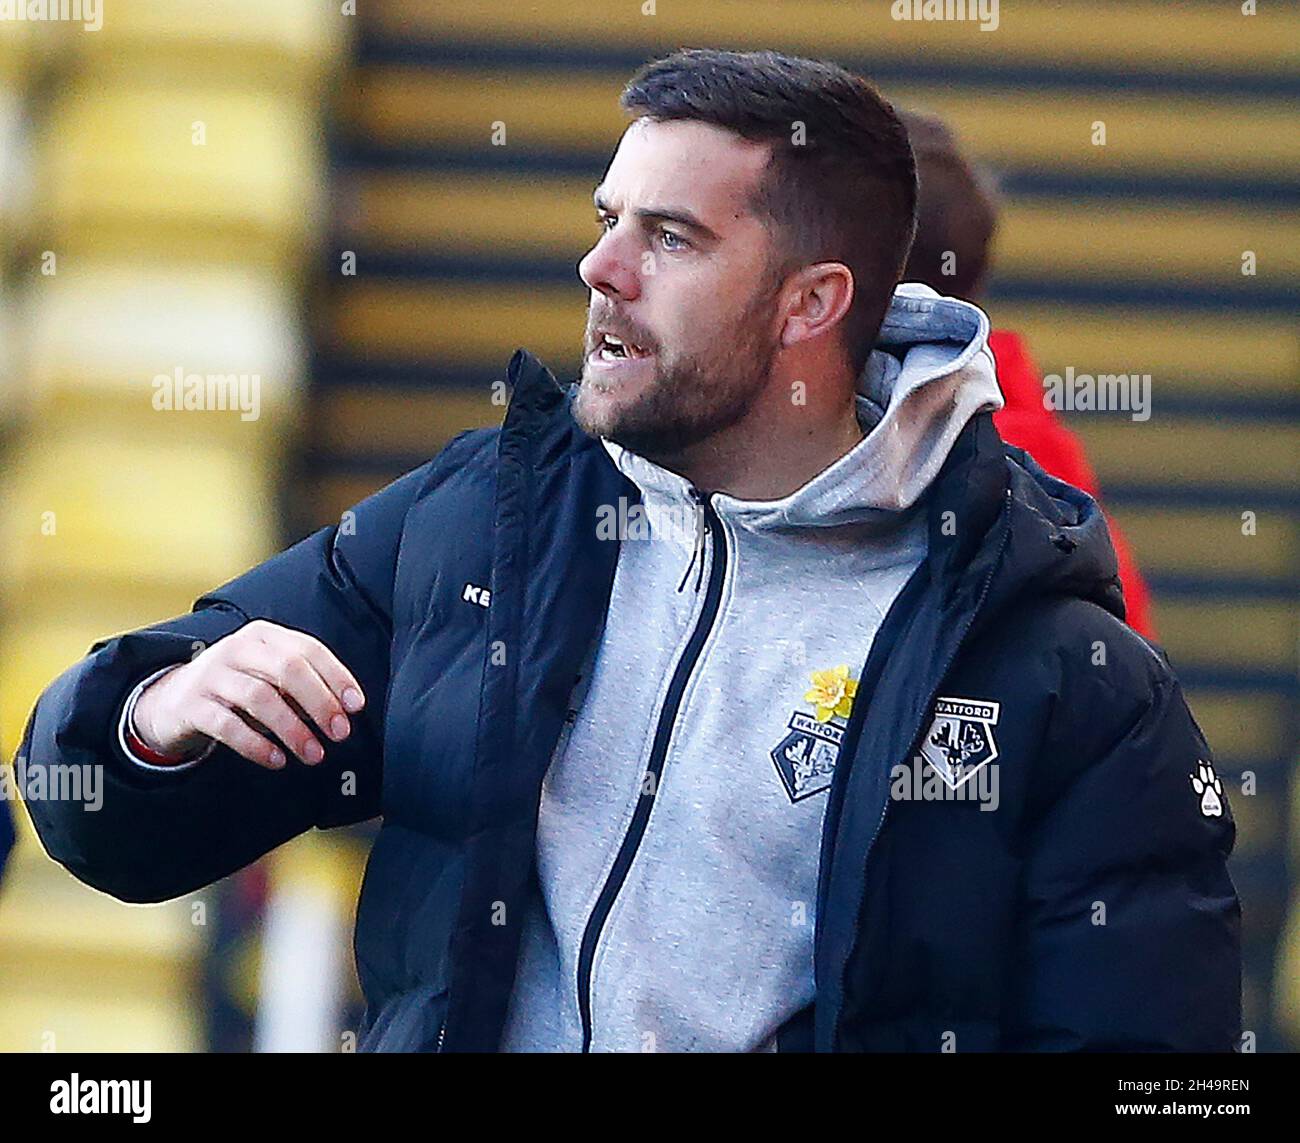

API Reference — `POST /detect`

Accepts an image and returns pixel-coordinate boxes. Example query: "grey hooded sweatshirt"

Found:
[497,285,1006,1052]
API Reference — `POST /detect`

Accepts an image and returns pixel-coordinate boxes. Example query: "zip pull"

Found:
[676,486,709,594]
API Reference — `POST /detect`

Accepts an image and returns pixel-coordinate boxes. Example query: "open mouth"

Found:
[595,332,651,362]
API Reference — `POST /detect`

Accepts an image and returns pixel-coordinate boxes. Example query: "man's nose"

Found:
[578,231,641,301]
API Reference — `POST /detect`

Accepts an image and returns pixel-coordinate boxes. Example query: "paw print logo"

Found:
[1190,760,1223,818]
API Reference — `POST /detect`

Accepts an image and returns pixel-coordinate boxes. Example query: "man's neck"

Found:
[654,393,866,500]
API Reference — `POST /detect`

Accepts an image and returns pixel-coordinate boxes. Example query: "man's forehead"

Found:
[598,118,771,218]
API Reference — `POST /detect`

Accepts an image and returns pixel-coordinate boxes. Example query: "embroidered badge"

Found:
[1190,759,1224,818]
[770,665,859,802]
[918,696,1000,791]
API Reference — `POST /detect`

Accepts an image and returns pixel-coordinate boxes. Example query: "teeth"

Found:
[597,331,647,359]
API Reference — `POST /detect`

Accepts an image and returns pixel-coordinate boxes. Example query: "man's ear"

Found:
[779,262,855,351]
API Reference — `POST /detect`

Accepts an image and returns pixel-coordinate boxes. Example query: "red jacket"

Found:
[989,330,1156,640]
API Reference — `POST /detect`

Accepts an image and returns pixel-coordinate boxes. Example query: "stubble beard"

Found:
[573,286,783,463]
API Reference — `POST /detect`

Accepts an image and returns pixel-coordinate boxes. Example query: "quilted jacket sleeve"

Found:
[15,457,440,905]
[1004,668,1242,1051]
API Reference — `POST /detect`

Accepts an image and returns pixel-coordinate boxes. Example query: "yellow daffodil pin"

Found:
[805,664,858,723]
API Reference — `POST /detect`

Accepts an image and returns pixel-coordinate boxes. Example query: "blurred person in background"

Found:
[18,49,1238,1053]
[0,798,12,893]
[899,108,1156,641]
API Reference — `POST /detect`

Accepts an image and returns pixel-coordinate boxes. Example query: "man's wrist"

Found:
[118,665,214,771]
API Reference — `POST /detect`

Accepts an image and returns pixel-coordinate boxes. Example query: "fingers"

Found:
[219,669,324,766]
[299,634,367,715]
[243,620,366,715]
[238,639,352,753]
[190,620,369,770]
[189,698,290,771]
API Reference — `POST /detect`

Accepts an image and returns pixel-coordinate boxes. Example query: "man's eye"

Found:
[596,213,616,232]
[658,228,688,251]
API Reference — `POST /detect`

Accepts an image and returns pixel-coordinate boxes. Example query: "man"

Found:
[899,108,1156,638]
[17,49,1239,1052]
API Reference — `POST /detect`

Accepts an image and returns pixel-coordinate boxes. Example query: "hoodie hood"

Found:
[503,277,1124,625]
[601,283,1005,537]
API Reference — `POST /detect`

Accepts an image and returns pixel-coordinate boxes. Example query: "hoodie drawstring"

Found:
[676,487,708,594]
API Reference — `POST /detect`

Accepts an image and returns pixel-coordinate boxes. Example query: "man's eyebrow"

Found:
[593,189,721,244]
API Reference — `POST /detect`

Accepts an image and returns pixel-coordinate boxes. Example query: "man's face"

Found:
[574,118,788,458]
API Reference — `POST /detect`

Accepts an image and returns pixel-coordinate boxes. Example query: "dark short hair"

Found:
[898,108,1000,300]
[620,48,917,376]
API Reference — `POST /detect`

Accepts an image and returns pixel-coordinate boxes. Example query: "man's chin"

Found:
[573,373,648,439]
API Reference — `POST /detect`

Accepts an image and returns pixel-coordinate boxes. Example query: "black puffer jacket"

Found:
[18,348,1241,1051]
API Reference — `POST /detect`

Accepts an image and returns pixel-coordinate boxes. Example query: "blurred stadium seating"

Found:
[0,0,346,1051]
[1,0,1296,1051]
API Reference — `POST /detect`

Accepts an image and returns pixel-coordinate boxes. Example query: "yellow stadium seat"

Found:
[34,82,324,255]
[0,16,35,83]
[0,287,22,426]
[66,0,346,90]
[0,430,277,593]
[21,258,305,432]
[0,823,203,1052]
[0,80,27,241]
[0,580,225,756]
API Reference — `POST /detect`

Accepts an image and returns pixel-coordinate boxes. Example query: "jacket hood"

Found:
[600,283,1005,534]
[986,443,1128,630]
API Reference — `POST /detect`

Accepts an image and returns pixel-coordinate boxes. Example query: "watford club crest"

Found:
[770,666,858,802]
[918,696,1000,790]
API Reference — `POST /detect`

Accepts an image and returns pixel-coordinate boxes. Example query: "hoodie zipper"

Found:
[576,486,727,1052]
